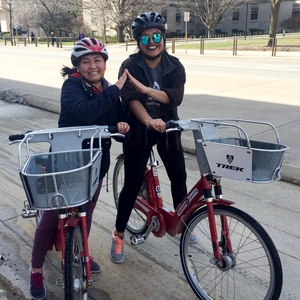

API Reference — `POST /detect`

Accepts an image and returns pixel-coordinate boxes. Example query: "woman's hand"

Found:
[115,69,128,90]
[127,71,170,104]
[145,118,166,133]
[127,71,148,94]
[117,122,130,134]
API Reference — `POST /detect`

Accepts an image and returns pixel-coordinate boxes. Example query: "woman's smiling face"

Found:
[139,27,164,58]
[78,54,106,83]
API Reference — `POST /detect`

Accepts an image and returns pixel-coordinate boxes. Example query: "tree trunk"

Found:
[267,0,282,47]
[118,25,125,43]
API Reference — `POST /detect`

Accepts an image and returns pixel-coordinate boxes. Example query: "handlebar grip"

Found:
[107,126,119,133]
[165,120,181,130]
[9,134,25,141]
[8,130,32,142]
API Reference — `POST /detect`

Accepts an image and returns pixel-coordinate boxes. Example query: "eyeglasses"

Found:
[140,33,162,46]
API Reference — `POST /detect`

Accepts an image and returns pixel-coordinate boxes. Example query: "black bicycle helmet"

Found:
[132,12,167,40]
[71,37,108,67]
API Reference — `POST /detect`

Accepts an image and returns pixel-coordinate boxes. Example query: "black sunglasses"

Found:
[140,33,162,46]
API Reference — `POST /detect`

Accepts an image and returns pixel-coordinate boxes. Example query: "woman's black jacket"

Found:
[118,51,186,147]
[58,74,125,179]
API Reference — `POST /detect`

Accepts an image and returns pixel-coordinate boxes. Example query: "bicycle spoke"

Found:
[180,205,282,300]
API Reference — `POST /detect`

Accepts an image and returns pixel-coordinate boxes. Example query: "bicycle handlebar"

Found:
[165,120,182,131]
[9,131,32,142]
[8,126,124,144]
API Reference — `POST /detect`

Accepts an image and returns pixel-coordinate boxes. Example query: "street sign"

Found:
[184,12,190,22]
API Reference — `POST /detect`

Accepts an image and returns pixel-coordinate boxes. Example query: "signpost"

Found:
[184,11,190,54]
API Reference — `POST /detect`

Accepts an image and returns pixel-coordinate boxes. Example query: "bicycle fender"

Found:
[64,216,79,228]
[213,198,235,206]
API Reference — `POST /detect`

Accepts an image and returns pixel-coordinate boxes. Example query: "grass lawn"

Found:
[168,35,300,50]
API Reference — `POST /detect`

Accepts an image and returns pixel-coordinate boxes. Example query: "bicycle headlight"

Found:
[52,194,64,207]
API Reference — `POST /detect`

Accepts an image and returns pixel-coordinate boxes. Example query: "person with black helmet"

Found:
[29,37,130,300]
[110,12,187,264]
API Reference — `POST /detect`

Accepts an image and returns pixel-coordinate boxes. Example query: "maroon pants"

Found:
[31,179,103,269]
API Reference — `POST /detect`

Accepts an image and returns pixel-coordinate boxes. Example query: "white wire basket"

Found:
[183,119,289,183]
[20,149,101,210]
[18,126,105,210]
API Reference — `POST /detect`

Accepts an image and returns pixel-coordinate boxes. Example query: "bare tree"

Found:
[29,0,83,37]
[281,16,300,31]
[86,0,158,42]
[3,0,14,39]
[267,0,283,46]
[179,0,243,38]
[13,0,39,41]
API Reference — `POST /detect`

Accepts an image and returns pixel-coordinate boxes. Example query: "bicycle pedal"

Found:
[21,210,37,218]
[55,277,64,287]
[130,235,144,245]
[90,273,99,283]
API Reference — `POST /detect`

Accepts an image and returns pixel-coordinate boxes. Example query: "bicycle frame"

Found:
[56,206,91,284]
[133,147,235,261]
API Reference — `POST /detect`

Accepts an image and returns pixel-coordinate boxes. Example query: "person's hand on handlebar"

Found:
[117,122,130,134]
[146,118,166,133]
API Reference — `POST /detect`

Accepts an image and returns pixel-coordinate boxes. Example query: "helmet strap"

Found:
[142,50,164,61]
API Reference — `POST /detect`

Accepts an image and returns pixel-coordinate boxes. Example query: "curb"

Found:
[0,290,8,300]
[22,94,300,186]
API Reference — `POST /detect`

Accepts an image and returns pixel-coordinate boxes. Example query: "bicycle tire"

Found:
[180,205,282,300]
[112,156,149,235]
[64,225,88,300]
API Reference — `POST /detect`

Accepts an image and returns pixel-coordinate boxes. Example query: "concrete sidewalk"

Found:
[22,94,300,186]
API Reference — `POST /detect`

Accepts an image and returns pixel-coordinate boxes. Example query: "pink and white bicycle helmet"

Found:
[71,37,108,67]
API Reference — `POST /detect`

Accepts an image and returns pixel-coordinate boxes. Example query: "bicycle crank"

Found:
[130,216,160,245]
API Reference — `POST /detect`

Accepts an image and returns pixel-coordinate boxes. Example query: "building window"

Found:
[232,11,239,21]
[292,4,300,17]
[250,7,258,20]
[176,12,181,23]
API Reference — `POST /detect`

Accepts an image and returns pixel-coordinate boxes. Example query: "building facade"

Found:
[160,0,300,37]
[81,0,299,38]
[0,0,10,36]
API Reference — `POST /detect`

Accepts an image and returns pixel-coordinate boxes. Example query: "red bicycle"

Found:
[112,118,288,300]
[9,125,122,300]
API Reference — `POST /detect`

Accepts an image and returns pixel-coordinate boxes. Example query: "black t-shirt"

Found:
[145,64,165,119]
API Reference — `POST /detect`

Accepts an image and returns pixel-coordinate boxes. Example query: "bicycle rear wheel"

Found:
[112,155,148,235]
[180,205,282,300]
[64,225,88,300]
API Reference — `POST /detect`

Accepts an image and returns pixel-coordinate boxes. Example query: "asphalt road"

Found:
[0,44,300,299]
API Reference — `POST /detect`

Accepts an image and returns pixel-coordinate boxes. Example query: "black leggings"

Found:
[115,131,187,233]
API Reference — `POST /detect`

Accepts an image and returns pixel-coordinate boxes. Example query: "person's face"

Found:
[78,54,106,83]
[139,28,164,57]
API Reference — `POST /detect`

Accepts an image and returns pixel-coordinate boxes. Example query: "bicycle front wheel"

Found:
[112,155,148,235]
[180,205,282,300]
[64,225,88,300]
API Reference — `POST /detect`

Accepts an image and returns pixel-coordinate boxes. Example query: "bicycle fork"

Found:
[55,207,96,289]
[204,177,234,268]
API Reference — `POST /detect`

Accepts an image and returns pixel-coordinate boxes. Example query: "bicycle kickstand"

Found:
[130,216,160,245]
